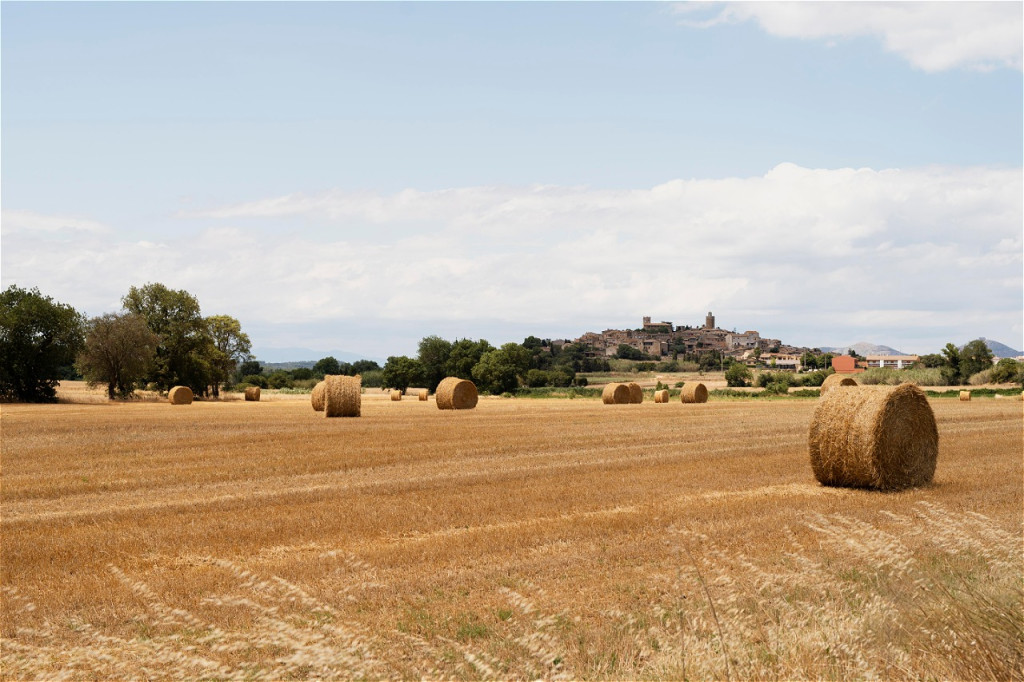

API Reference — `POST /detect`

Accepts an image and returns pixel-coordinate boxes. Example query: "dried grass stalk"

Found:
[959,390,971,402]
[168,386,193,405]
[808,383,938,490]
[654,389,669,403]
[244,386,260,402]
[435,377,478,410]
[628,382,643,404]
[324,375,361,418]
[391,389,403,401]
[601,383,631,405]
[820,373,858,395]
[680,382,708,404]
[418,389,429,401]
[311,380,327,412]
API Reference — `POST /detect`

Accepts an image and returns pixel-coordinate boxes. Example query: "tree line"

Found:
[380,335,608,395]
[0,283,251,402]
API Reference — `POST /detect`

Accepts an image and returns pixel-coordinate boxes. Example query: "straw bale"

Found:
[324,374,361,418]
[820,373,858,396]
[808,383,938,491]
[418,389,429,401]
[680,382,708,404]
[168,386,193,405]
[628,382,643,403]
[601,383,631,405]
[391,389,403,401]
[244,386,260,402]
[311,380,327,412]
[435,377,478,410]
[654,389,669,403]
[959,390,971,402]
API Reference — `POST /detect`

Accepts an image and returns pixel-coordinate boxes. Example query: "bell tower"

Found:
[705,311,715,329]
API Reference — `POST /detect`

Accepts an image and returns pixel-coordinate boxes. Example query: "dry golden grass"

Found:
[2,385,1021,680]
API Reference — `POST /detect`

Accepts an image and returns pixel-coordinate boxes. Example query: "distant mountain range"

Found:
[819,339,1022,358]
[252,347,385,366]
[819,342,905,356]
[972,338,1022,359]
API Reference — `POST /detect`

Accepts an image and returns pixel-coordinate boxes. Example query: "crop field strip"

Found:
[1,397,1021,679]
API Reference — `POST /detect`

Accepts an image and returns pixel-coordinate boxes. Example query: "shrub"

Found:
[242,374,268,389]
[360,370,384,388]
[725,363,751,387]
[267,370,293,389]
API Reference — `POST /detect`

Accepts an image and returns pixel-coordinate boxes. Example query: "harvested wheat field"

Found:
[2,390,1022,680]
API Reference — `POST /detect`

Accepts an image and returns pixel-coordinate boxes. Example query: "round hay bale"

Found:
[391,389,403,401]
[808,383,938,491]
[311,380,327,412]
[324,374,361,418]
[627,382,643,403]
[601,383,630,404]
[680,382,708,404]
[418,389,429,401]
[819,373,858,396]
[959,390,971,402]
[654,389,669,403]
[168,386,193,405]
[244,386,260,402]
[435,377,478,410]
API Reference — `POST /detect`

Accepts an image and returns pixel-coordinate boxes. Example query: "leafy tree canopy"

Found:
[77,313,159,399]
[0,285,85,402]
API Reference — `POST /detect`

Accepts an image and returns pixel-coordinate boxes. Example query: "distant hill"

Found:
[252,346,385,365]
[970,338,1022,359]
[819,342,904,356]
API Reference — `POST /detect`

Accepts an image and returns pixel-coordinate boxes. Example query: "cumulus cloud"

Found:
[677,2,1023,72]
[3,164,1021,355]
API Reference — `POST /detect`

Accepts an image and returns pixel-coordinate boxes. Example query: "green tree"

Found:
[123,283,213,394]
[418,335,453,390]
[918,353,945,368]
[446,338,493,379]
[990,358,1023,385]
[725,361,752,387]
[800,351,817,370]
[236,360,263,381]
[313,356,341,377]
[351,359,381,374]
[616,344,645,361]
[206,315,251,396]
[960,339,995,383]
[472,343,532,394]
[382,355,425,393]
[76,313,159,399]
[0,285,85,402]
[267,370,292,389]
[940,343,962,385]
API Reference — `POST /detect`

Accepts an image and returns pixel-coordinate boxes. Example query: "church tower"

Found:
[705,311,715,329]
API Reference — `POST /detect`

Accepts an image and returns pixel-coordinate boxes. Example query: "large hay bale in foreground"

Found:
[680,382,708,404]
[627,382,643,404]
[654,389,669,403]
[311,380,327,412]
[391,389,403,401]
[244,386,260,402]
[168,386,193,405]
[808,383,938,491]
[602,383,630,404]
[820,373,858,396]
[436,377,478,410]
[324,375,361,418]
[418,389,429,401]
[959,390,971,402]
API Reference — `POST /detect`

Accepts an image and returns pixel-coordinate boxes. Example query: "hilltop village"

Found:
[573,313,813,370]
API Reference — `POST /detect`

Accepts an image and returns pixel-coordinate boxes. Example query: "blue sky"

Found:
[2,2,1022,361]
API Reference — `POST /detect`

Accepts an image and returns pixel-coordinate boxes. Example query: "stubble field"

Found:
[2,387,1022,680]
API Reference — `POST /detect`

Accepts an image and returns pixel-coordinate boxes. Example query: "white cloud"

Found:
[3,164,1021,355]
[677,2,1023,72]
[1,209,111,235]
